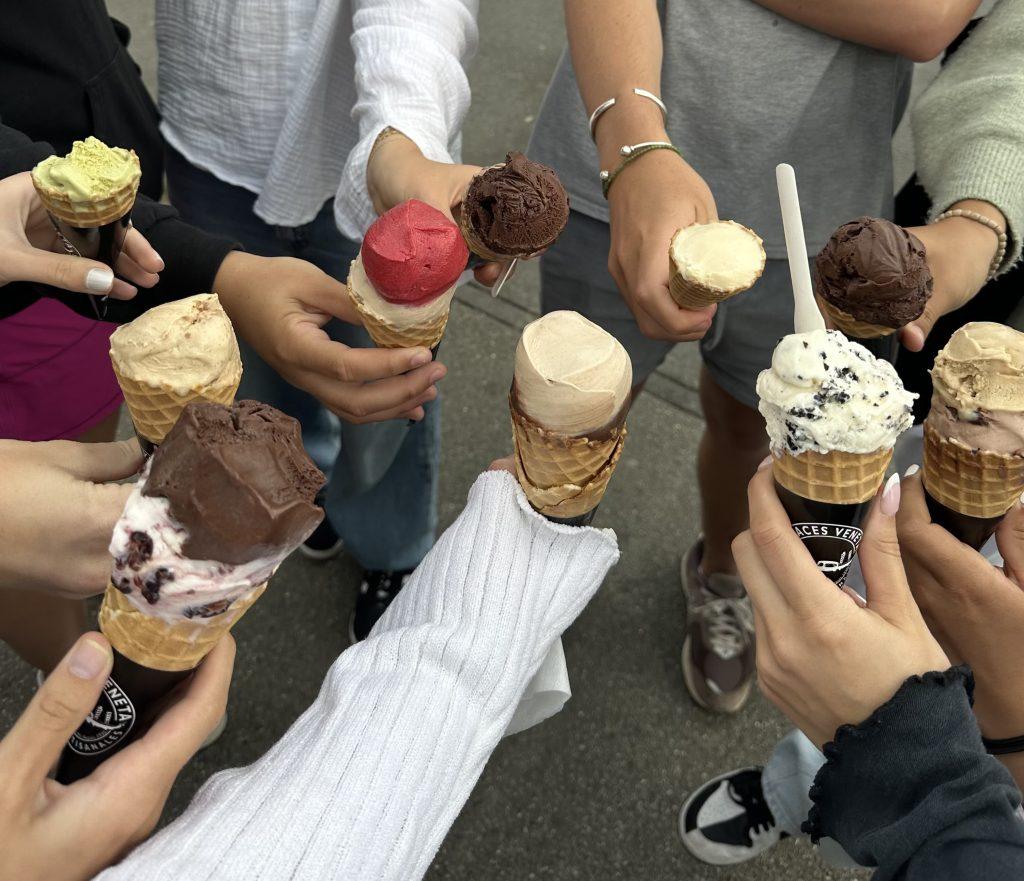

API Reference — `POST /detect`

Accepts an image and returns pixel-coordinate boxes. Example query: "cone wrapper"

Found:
[772,448,891,587]
[815,295,896,341]
[56,581,264,783]
[347,278,449,353]
[509,384,626,521]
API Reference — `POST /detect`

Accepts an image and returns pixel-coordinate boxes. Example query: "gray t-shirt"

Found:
[528,0,913,258]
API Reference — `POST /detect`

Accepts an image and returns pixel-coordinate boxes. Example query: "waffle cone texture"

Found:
[923,421,1024,519]
[815,295,896,340]
[32,154,141,228]
[772,447,893,504]
[112,363,241,446]
[510,397,626,519]
[99,582,266,672]
[347,279,450,350]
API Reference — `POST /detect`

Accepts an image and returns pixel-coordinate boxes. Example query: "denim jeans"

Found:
[165,147,440,572]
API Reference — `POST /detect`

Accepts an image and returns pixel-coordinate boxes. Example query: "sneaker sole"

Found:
[300,539,344,562]
[678,767,770,866]
[680,637,753,715]
[348,611,359,646]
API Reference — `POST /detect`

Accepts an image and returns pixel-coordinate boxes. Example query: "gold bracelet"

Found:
[600,141,680,199]
[932,208,1008,280]
[369,126,410,163]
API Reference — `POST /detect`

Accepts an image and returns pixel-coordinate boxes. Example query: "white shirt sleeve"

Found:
[96,471,619,881]
[334,0,480,239]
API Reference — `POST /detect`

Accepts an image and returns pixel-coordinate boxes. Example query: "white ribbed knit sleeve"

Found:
[96,471,618,881]
[912,0,1024,271]
[334,0,479,239]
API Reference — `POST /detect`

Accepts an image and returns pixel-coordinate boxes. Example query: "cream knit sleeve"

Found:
[96,471,619,881]
[911,0,1024,271]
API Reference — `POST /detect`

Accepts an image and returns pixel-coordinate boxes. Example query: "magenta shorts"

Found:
[0,298,123,441]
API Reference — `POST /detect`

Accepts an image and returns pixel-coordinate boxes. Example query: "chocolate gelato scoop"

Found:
[814,217,933,329]
[145,400,325,565]
[463,151,569,256]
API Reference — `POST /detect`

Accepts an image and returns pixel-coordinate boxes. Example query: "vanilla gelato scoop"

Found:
[109,293,242,395]
[757,329,915,456]
[927,321,1024,455]
[514,311,632,434]
[670,221,766,291]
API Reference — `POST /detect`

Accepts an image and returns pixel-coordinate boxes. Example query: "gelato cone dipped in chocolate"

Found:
[668,220,765,310]
[347,199,468,351]
[461,151,569,261]
[814,217,933,339]
[31,137,141,271]
[58,400,324,783]
[109,293,243,450]
[510,311,631,524]
[923,322,1024,548]
[758,328,915,584]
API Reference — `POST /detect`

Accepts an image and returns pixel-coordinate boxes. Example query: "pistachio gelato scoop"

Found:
[32,136,140,202]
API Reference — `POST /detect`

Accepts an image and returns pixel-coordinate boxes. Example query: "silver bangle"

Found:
[932,208,1008,280]
[588,88,668,141]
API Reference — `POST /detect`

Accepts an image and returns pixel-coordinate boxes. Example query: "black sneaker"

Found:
[301,503,343,562]
[349,569,412,643]
[679,767,786,865]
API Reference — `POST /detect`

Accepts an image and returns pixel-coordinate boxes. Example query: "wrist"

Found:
[595,104,669,169]
[367,130,425,214]
[605,147,687,207]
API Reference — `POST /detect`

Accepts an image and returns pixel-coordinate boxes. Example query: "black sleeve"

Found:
[804,667,1024,881]
[0,118,52,177]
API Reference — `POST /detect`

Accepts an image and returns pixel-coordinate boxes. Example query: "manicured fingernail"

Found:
[904,464,920,478]
[68,637,111,680]
[880,472,901,516]
[842,586,868,608]
[757,455,773,472]
[86,268,114,292]
[410,351,431,368]
[1019,490,1024,507]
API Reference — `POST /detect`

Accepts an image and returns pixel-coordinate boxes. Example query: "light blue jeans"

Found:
[165,146,439,571]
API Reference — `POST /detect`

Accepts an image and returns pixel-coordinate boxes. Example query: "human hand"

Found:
[0,632,234,881]
[487,455,516,476]
[213,251,446,424]
[899,200,1005,352]
[0,439,142,597]
[605,150,719,342]
[366,130,507,287]
[734,463,949,749]
[896,471,1024,741]
[0,171,163,298]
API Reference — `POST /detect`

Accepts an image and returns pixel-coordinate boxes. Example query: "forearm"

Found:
[750,0,979,61]
[564,0,667,170]
[98,472,619,881]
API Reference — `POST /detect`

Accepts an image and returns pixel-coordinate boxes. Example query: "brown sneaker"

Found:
[681,539,755,713]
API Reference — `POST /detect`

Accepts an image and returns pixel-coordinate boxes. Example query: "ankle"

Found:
[699,549,738,578]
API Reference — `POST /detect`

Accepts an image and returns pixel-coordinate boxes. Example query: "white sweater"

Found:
[97,472,619,881]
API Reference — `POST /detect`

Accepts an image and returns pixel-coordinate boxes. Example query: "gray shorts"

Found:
[540,211,893,409]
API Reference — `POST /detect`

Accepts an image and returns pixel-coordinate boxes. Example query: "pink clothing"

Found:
[0,297,122,440]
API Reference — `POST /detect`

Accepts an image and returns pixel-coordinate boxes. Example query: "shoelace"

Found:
[702,598,749,660]
[729,775,776,841]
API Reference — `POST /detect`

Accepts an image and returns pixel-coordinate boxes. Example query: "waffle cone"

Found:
[923,421,1024,518]
[347,279,449,350]
[815,296,896,340]
[111,363,240,446]
[99,582,265,672]
[667,223,765,310]
[458,209,506,263]
[772,447,892,504]
[32,153,141,228]
[510,396,626,519]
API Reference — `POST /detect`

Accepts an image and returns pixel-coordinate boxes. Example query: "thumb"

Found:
[996,498,1024,585]
[9,247,118,297]
[0,633,113,790]
[899,302,939,353]
[61,438,144,483]
[860,474,917,623]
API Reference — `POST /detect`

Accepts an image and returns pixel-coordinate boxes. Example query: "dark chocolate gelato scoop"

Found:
[463,151,569,256]
[145,400,325,565]
[814,217,933,328]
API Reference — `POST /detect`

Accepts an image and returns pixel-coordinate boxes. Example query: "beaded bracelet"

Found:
[932,208,1008,281]
[600,141,680,199]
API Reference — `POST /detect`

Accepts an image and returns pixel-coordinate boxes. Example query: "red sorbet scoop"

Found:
[362,200,469,306]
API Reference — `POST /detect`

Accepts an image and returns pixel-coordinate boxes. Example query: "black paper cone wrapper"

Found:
[924,489,1002,551]
[50,212,131,320]
[775,482,869,587]
[56,649,190,783]
[545,505,599,527]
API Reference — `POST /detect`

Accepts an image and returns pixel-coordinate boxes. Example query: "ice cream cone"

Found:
[816,296,895,340]
[99,581,266,672]
[772,447,893,505]
[668,220,765,310]
[923,421,1024,519]
[111,362,241,446]
[347,277,450,350]
[510,392,626,519]
[458,206,505,263]
[32,154,140,228]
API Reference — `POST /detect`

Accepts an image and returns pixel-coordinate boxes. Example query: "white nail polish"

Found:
[880,472,901,516]
[86,268,113,292]
[904,464,920,478]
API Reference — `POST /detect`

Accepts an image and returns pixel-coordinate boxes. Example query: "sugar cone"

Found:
[923,421,1024,519]
[31,153,141,228]
[111,363,241,446]
[458,209,506,263]
[667,221,765,310]
[347,279,449,350]
[99,582,266,672]
[510,395,626,519]
[772,447,892,505]
[815,296,896,340]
